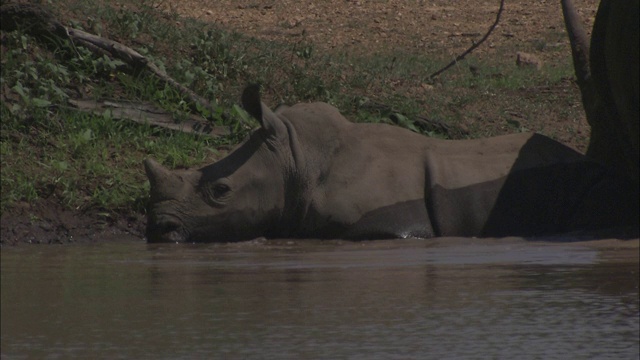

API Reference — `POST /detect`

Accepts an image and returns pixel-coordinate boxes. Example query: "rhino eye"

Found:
[212,183,231,198]
[201,180,232,206]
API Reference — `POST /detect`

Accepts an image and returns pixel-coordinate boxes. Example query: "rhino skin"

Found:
[144,85,638,243]
[562,0,639,185]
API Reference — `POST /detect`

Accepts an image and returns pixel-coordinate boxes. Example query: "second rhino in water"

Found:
[144,85,638,243]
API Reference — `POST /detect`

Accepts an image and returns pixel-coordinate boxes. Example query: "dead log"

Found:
[67,99,230,137]
[1,3,218,123]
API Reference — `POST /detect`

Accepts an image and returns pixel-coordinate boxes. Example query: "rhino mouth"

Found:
[146,214,188,243]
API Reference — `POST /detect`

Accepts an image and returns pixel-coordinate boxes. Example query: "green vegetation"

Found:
[0,0,586,219]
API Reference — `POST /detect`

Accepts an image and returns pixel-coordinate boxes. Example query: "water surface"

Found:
[2,238,638,359]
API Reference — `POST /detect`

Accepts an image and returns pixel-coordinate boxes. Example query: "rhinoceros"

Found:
[144,85,638,243]
[562,0,639,184]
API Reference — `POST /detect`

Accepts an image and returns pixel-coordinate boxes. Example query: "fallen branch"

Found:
[1,3,218,117]
[427,0,505,80]
[67,99,230,137]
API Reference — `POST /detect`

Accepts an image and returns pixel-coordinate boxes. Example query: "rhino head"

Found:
[144,85,302,243]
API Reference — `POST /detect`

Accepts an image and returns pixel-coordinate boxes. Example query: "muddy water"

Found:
[1,238,638,359]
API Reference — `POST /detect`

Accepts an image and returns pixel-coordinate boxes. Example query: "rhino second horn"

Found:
[144,158,182,199]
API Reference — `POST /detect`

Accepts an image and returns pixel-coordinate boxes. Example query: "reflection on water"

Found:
[2,238,638,359]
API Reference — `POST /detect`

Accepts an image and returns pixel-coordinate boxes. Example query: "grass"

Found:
[0,0,587,219]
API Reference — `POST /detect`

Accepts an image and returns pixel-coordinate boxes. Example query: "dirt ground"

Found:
[164,0,598,61]
[0,0,605,245]
[0,200,146,245]
[166,0,599,151]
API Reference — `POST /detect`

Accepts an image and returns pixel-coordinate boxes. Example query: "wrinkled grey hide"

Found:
[144,85,638,243]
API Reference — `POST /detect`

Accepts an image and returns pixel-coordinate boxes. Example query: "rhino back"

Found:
[423,133,637,237]
[273,104,637,239]
[277,104,434,239]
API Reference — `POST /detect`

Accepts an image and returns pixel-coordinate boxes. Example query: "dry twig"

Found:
[427,0,505,80]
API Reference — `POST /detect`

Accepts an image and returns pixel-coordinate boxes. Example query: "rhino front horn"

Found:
[144,158,182,200]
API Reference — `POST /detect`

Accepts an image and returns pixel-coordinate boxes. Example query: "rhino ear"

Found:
[241,84,287,139]
[241,84,263,121]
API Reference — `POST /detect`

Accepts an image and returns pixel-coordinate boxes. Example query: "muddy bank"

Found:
[0,200,145,245]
